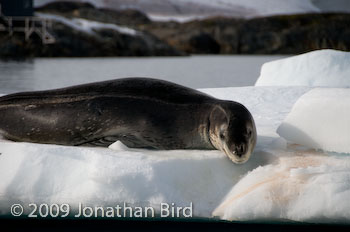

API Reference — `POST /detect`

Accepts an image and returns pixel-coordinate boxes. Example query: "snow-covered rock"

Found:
[36,0,321,20]
[255,49,350,87]
[37,13,139,36]
[191,0,319,17]
[277,88,350,154]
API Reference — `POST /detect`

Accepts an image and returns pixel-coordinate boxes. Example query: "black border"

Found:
[2,217,350,232]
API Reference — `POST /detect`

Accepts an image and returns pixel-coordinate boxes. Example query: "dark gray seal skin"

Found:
[0,78,257,164]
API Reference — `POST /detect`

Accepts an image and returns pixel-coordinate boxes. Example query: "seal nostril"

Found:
[236,143,246,157]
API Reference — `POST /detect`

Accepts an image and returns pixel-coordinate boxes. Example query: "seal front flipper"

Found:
[78,136,119,147]
[78,135,157,149]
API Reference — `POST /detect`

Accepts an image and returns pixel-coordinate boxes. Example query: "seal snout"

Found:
[233,143,247,157]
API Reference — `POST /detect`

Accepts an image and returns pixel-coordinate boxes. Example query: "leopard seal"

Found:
[0,78,256,164]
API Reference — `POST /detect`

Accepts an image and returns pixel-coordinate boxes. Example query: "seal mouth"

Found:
[222,144,250,164]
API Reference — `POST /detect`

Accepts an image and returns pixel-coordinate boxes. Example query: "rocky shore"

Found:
[0,1,349,58]
[146,13,350,55]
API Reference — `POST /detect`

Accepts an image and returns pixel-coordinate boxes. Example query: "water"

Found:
[0,55,287,94]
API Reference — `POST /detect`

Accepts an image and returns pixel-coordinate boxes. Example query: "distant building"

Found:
[0,0,55,44]
[0,0,34,16]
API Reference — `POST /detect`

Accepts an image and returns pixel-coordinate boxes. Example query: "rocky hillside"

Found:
[0,2,182,59]
[148,13,350,54]
[1,1,349,58]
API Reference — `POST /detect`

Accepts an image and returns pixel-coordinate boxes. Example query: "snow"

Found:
[213,154,350,222]
[0,86,314,219]
[1,49,350,222]
[35,0,321,20]
[277,88,350,154]
[37,13,139,36]
[255,49,350,87]
[110,0,320,21]
[5,85,350,222]
[210,50,350,222]
[147,14,208,23]
[175,0,320,17]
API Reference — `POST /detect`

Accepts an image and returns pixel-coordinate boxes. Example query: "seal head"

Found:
[208,102,257,164]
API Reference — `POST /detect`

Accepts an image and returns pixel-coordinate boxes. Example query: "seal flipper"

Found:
[77,136,119,147]
[78,134,157,149]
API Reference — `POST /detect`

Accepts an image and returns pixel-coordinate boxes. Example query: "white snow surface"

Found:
[35,0,321,21]
[2,85,350,222]
[37,13,139,36]
[255,49,350,87]
[277,88,350,154]
[177,0,320,16]
[147,0,319,22]
[147,14,209,23]
[213,153,350,222]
